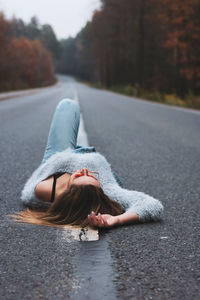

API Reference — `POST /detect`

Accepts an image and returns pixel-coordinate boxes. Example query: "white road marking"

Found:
[73,88,90,147]
[57,87,99,241]
[62,225,99,241]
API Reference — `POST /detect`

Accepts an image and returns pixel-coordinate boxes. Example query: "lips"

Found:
[74,173,97,181]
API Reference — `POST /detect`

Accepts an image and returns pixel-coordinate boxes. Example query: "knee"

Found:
[57,98,80,113]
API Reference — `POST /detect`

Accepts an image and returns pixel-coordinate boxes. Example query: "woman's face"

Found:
[69,168,100,187]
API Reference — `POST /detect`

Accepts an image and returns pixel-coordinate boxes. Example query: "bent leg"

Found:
[42,98,80,163]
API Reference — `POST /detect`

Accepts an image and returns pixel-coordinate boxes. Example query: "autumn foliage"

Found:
[0,12,55,92]
[150,0,200,93]
[57,0,200,103]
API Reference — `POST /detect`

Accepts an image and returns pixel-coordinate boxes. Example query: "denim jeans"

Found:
[42,98,95,164]
[41,98,123,187]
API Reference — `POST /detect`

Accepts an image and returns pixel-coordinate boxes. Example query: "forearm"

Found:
[117,211,139,225]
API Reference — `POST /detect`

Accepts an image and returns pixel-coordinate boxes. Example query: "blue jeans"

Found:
[42,98,95,164]
[41,98,123,187]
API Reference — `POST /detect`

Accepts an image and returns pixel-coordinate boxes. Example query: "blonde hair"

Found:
[8,184,124,228]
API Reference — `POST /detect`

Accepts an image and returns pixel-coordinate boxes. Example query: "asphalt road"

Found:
[0,74,199,299]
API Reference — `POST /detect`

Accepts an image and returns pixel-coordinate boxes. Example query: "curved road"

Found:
[0,75,199,299]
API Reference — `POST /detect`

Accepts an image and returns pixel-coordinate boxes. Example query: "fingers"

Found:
[97,213,104,227]
[88,211,98,227]
[88,211,106,228]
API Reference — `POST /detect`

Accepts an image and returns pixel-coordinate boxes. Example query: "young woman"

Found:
[9,98,164,228]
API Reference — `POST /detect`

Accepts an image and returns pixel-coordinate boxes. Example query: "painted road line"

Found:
[57,87,99,242]
[74,88,90,147]
[73,87,99,241]
[61,226,99,242]
[60,84,118,300]
[69,235,117,300]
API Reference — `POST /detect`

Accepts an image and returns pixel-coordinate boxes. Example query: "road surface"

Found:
[0,74,199,299]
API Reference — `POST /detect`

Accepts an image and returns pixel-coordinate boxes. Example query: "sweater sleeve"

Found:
[103,183,164,222]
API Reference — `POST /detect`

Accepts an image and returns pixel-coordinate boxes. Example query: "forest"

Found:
[0,0,200,109]
[0,13,58,91]
[57,0,200,109]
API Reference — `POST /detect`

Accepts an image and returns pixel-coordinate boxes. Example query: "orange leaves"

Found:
[151,0,200,89]
[0,12,55,91]
[180,69,194,81]
[173,16,184,25]
[7,37,54,87]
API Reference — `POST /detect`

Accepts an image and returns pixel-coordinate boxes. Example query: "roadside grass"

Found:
[78,79,200,111]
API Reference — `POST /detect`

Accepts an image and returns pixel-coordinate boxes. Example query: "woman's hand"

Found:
[87,211,140,228]
[87,211,120,228]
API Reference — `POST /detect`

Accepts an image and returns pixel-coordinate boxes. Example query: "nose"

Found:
[82,168,88,175]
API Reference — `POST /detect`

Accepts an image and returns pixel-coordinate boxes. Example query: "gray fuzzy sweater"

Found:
[21,148,164,222]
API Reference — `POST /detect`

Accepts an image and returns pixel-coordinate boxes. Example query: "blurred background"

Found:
[0,0,200,109]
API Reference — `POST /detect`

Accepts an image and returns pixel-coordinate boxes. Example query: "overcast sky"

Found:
[0,0,101,40]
